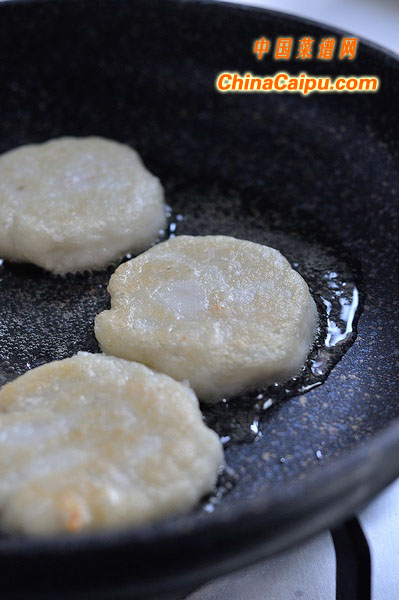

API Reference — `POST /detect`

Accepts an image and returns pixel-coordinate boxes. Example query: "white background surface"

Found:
[186,480,399,600]
[218,0,399,53]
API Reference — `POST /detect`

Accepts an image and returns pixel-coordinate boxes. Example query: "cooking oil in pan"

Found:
[157,185,364,511]
[162,187,363,447]
[0,183,364,514]
[0,194,363,436]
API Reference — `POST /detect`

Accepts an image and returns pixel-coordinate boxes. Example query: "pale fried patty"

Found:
[95,235,318,402]
[0,137,166,273]
[0,353,223,535]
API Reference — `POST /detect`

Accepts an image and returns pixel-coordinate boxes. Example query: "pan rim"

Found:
[3,0,399,62]
[0,415,398,557]
[0,0,398,581]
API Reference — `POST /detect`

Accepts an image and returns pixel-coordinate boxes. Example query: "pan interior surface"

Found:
[0,0,398,597]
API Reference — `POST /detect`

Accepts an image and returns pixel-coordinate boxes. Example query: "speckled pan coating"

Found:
[0,0,397,598]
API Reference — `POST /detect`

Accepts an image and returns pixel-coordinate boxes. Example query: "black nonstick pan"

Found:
[0,0,398,598]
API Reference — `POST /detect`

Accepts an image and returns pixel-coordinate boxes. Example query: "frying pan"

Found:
[0,0,398,598]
